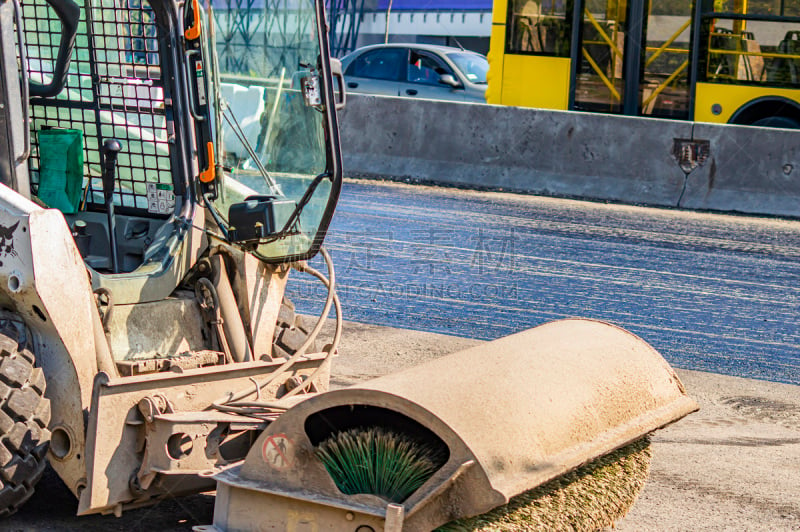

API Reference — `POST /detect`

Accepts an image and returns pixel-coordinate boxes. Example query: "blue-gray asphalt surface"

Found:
[287,179,800,386]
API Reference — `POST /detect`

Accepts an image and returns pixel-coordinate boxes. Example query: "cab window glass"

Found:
[407,51,449,85]
[346,48,405,80]
[210,0,332,260]
[507,0,573,56]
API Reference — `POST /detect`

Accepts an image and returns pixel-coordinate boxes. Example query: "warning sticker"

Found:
[262,433,295,471]
[195,61,207,106]
[147,183,175,215]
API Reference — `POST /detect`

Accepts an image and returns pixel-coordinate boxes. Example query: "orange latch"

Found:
[199,142,216,183]
[185,0,202,40]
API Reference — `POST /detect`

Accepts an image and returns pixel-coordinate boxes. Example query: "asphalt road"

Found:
[7,179,799,530]
[288,178,800,385]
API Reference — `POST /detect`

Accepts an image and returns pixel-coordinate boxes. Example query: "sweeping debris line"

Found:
[436,436,653,532]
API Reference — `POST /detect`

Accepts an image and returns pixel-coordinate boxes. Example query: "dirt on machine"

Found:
[0,0,697,529]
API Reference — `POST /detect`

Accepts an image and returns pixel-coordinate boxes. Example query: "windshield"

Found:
[207,0,336,260]
[447,52,489,84]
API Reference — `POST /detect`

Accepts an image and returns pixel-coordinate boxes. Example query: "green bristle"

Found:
[315,427,444,503]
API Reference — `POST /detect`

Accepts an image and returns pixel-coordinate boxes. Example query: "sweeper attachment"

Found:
[202,319,697,531]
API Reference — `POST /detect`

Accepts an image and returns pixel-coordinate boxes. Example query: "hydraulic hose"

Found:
[278,258,342,399]
[212,246,340,412]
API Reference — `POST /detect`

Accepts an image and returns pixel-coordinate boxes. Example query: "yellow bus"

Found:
[487,0,800,127]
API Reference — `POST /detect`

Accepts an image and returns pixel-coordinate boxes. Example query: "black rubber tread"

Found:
[276,299,295,328]
[272,298,317,358]
[0,319,50,518]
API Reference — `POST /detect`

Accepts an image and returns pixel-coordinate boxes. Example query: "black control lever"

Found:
[101,139,121,273]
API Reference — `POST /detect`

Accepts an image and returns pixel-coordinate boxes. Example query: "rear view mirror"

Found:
[439,73,461,88]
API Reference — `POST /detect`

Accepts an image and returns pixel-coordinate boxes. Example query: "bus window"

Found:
[640,0,693,119]
[573,0,627,114]
[702,18,800,87]
[506,0,573,56]
[712,1,799,16]
[488,0,800,125]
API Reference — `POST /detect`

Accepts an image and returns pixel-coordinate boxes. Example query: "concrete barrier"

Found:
[681,123,800,218]
[339,94,800,218]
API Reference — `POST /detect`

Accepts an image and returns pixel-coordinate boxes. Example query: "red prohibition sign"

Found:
[262,433,294,471]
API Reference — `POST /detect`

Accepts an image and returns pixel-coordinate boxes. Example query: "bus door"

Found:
[571,0,694,119]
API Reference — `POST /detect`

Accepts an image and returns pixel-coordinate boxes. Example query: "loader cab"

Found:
[12,0,342,292]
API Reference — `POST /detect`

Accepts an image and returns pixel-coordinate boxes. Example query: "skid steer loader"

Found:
[0,0,697,527]
[0,0,344,516]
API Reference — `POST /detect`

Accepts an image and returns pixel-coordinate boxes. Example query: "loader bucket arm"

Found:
[209,319,698,531]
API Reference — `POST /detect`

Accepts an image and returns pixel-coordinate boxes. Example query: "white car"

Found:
[340,44,488,103]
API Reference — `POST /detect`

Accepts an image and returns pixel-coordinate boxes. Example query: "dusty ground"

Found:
[619,369,800,531]
[5,321,800,530]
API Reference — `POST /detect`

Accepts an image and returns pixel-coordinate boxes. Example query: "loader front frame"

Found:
[0,0,343,516]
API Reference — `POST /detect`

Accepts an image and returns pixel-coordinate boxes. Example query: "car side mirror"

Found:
[439,73,461,88]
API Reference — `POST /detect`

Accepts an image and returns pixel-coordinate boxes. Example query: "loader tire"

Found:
[272,298,317,359]
[0,319,50,517]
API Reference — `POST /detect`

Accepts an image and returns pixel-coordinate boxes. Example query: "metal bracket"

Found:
[301,73,323,109]
[135,409,266,491]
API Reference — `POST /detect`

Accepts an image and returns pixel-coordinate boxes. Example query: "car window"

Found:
[447,52,489,84]
[346,48,406,81]
[407,50,451,86]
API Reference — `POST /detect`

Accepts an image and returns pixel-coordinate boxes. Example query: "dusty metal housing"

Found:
[206,319,698,531]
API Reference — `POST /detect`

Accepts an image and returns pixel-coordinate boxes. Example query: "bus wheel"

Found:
[751,116,800,129]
